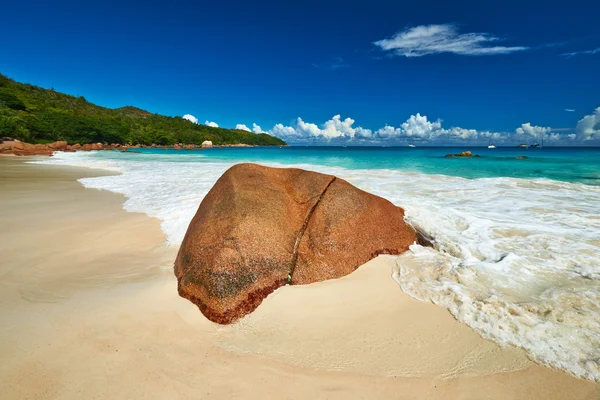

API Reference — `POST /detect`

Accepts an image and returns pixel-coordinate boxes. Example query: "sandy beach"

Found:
[1,156,599,399]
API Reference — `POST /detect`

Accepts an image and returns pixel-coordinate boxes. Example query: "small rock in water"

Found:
[445,150,478,158]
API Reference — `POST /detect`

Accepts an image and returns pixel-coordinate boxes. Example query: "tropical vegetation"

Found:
[0,73,286,146]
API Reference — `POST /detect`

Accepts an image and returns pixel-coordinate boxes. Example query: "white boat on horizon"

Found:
[487,144,497,149]
[408,144,416,148]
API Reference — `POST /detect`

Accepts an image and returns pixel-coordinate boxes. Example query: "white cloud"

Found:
[268,115,372,141]
[514,123,578,143]
[374,115,487,141]
[400,113,442,137]
[374,125,402,138]
[576,107,600,141]
[269,114,482,142]
[252,123,264,134]
[374,24,527,57]
[565,109,576,112]
[235,124,251,132]
[516,123,551,138]
[182,114,198,124]
[270,123,302,139]
[444,127,493,140]
[321,115,372,139]
[265,110,597,144]
[205,121,219,128]
[562,47,600,57]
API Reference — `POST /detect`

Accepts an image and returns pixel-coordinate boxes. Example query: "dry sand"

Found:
[1,156,598,399]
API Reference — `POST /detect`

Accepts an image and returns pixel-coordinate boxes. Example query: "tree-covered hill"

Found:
[0,73,286,146]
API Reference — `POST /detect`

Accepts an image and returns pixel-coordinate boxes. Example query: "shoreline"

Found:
[1,157,599,399]
[0,139,283,157]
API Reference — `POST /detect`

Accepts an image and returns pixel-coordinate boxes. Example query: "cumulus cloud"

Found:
[266,113,586,144]
[516,123,551,138]
[182,114,198,124]
[252,123,264,134]
[514,123,568,143]
[576,107,600,141]
[400,113,442,137]
[373,115,499,141]
[235,124,251,132]
[374,125,402,138]
[205,121,219,128]
[268,115,372,141]
[270,123,301,139]
[374,24,527,57]
[444,127,499,140]
[269,114,440,141]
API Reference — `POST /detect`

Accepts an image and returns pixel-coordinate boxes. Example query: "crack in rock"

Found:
[288,176,337,283]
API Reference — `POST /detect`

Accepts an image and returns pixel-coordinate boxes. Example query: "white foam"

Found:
[35,151,600,381]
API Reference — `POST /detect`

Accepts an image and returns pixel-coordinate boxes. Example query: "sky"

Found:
[1,0,599,145]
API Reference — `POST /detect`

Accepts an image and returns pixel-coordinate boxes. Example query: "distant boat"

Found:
[530,143,541,148]
[408,144,416,148]
[487,144,497,149]
[517,144,528,148]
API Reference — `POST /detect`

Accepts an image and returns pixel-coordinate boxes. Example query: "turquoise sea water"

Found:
[99,146,600,185]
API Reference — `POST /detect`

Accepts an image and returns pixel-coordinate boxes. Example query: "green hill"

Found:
[0,73,286,146]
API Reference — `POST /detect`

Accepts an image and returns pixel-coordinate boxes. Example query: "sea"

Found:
[36,146,600,381]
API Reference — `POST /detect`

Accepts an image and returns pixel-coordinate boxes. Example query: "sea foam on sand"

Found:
[36,151,600,381]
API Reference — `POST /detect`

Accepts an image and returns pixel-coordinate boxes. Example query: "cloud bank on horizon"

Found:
[374,24,528,57]
[265,109,597,144]
[183,108,599,145]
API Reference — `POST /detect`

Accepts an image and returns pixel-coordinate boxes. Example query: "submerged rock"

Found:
[174,163,417,324]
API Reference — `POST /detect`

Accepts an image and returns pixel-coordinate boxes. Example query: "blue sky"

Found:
[1,0,599,145]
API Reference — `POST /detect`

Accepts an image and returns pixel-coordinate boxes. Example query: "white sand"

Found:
[1,157,598,399]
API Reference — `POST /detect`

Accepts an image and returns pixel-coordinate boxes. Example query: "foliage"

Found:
[0,73,286,146]
[0,75,10,88]
[0,108,30,141]
[0,88,27,111]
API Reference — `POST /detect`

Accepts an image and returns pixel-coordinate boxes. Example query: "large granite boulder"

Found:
[48,141,68,151]
[174,163,417,324]
[0,140,56,156]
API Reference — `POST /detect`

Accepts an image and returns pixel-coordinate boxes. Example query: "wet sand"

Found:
[1,156,598,399]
